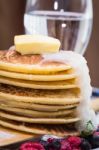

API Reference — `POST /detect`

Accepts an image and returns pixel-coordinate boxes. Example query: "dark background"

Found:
[85,0,99,87]
[0,0,98,87]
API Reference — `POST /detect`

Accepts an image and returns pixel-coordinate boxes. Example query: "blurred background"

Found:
[0,0,98,87]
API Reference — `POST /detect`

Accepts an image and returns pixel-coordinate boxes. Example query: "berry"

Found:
[96,126,99,131]
[47,138,54,143]
[94,131,99,136]
[80,139,91,150]
[67,136,81,148]
[61,140,72,150]
[40,139,61,150]
[96,128,99,132]
[19,142,45,150]
[84,134,93,144]
[72,148,81,150]
[90,131,99,148]
[52,139,61,150]
[40,140,49,149]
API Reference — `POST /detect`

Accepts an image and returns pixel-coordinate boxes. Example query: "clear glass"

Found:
[24,0,93,55]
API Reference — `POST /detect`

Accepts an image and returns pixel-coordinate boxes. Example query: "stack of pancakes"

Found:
[0,49,81,136]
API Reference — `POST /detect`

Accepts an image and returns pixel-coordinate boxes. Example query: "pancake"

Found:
[0,50,71,74]
[0,99,78,112]
[0,84,81,105]
[0,118,79,136]
[0,69,77,81]
[0,76,78,89]
[0,111,79,124]
[0,105,75,118]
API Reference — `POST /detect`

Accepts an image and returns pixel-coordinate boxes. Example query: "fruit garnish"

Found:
[80,138,91,150]
[41,135,62,141]
[96,126,99,132]
[18,129,99,150]
[19,142,45,150]
[61,140,72,150]
[81,120,95,137]
[67,136,81,148]
[40,138,61,150]
[14,35,60,55]
[90,131,99,148]
[47,138,54,143]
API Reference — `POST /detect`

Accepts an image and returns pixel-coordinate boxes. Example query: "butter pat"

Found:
[14,35,60,55]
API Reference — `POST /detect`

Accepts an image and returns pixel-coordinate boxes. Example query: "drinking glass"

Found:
[24,0,93,55]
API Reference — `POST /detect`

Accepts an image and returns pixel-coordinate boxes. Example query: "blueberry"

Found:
[40,139,61,150]
[40,140,49,149]
[52,139,61,149]
[80,139,91,150]
[45,142,53,150]
[96,128,99,132]
[91,132,99,148]
[84,135,93,144]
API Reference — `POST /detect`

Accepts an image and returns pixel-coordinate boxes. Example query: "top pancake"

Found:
[0,50,71,74]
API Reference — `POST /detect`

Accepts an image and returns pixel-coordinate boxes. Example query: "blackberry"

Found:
[96,128,99,132]
[52,139,61,150]
[40,140,48,147]
[40,139,61,150]
[91,132,99,148]
[80,139,91,150]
